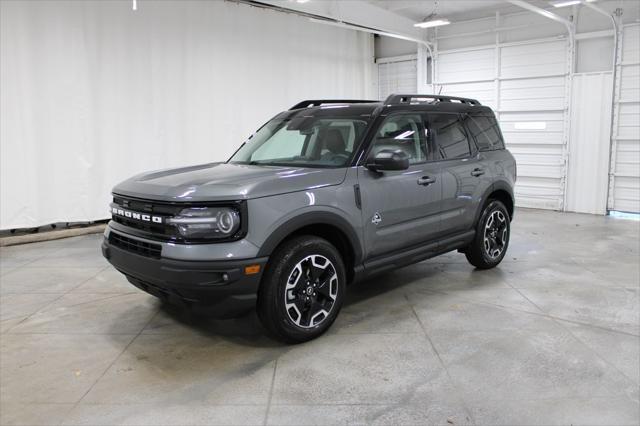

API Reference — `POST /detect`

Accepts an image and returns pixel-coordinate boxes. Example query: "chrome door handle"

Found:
[417,176,436,186]
[471,168,485,177]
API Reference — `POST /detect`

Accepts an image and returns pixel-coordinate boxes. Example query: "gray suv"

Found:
[102,94,516,342]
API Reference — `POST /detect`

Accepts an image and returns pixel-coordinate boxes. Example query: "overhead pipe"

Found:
[507,0,575,48]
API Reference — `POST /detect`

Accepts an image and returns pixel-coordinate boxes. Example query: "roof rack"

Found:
[289,99,380,110]
[384,94,481,106]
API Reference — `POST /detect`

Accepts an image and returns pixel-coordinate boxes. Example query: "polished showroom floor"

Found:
[0,209,638,426]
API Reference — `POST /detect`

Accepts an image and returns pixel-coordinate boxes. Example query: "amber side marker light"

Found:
[244,264,261,275]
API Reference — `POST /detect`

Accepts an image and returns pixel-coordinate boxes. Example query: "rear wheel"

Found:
[464,200,510,269]
[257,235,346,343]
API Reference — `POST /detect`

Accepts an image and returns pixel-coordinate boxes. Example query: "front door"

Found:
[357,113,442,260]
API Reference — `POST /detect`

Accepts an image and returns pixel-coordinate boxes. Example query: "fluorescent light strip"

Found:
[414,19,451,28]
[551,0,582,7]
[514,122,547,130]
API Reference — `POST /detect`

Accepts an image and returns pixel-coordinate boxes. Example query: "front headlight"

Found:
[167,207,240,239]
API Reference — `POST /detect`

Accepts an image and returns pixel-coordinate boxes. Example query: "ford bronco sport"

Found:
[102,94,516,343]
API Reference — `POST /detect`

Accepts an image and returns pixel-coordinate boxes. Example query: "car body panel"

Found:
[357,164,442,259]
[439,154,494,236]
[114,162,349,202]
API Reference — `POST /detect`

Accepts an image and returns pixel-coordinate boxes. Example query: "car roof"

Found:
[279,94,494,119]
[278,103,381,119]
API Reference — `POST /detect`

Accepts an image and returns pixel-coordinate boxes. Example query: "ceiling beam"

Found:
[507,0,574,31]
[256,0,424,40]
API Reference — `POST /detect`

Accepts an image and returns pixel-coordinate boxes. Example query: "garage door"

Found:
[609,24,640,213]
[436,40,570,210]
[377,56,417,99]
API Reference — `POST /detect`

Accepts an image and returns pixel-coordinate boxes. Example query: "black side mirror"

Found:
[366,149,410,172]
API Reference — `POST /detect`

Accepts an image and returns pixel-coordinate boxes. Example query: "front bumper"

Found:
[101,232,268,318]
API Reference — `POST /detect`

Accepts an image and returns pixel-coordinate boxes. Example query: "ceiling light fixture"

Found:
[414,1,450,29]
[414,19,450,28]
[550,0,582,7]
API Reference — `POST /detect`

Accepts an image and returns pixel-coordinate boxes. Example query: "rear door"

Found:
[426,112,490,235]
[357,112,442,259]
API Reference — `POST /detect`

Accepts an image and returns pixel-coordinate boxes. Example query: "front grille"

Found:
[109,233,162,258]
[111,215,171,237]
[110,194,247,244]
[111,195,177,239]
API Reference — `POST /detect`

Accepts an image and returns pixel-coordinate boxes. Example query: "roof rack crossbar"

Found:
[289,99,380,110]
[384,94,481,106]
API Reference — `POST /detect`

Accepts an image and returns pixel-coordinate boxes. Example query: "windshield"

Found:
[228,116,370,168]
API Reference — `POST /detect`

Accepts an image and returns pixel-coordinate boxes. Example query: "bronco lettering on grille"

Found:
[111,207,163,224]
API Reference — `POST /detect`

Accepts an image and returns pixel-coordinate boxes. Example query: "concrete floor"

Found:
[0,208,638,426]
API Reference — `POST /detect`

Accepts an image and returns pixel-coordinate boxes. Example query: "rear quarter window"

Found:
[428,114,472,160]
[465,113,504,151]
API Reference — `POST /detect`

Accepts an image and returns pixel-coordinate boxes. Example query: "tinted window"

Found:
[229,117,369,167]
[370,114,427,164]
[465,113,504,151]
[428,114,472,160]
[251,126,306,161]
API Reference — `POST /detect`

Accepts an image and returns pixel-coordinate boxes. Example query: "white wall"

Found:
[0,0,375,229]
[576,37,615,73]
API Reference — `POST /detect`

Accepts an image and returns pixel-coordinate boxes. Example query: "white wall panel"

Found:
[609,24,640,213]
[576,37,614,73]
[566,73,612,215]
[0,0,374,229]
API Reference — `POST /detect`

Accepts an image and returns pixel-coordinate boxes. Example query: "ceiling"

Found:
[369,0,554,22]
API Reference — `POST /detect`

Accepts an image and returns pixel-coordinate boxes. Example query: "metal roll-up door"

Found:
[377,56,417,100]
[437,40,570,210]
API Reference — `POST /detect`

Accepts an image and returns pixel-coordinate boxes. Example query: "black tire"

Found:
[257,235,346,343]
[465,200,510,269]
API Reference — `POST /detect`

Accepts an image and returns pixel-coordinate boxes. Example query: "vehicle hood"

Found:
[113,162,348,202]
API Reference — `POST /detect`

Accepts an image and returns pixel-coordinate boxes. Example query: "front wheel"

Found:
[257,235,346,343]
[464,200,510,269]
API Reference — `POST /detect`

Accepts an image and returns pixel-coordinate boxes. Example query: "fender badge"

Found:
[372,212,382,225]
